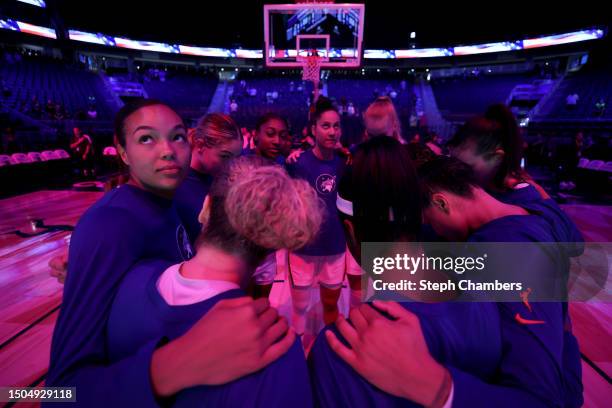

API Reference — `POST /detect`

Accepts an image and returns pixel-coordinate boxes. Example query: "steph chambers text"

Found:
[372,279,523,292]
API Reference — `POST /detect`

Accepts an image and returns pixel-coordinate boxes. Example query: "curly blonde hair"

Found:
[198,156,324,267]
[225,165,324,251]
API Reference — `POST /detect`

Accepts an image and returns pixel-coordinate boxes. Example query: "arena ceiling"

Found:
[50,0,606,50]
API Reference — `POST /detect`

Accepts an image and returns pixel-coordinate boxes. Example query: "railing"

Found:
[531,74,566,118]
[97,72,124,110]
[417,79,453,139]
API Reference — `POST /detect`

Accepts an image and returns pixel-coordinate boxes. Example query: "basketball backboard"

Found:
[263,3,365,68]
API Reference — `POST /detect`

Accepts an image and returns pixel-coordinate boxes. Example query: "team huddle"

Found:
[44,96,584,407]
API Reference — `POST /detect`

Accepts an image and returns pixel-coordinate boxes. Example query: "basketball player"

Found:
[174,113,243,244]
[309,140,583,408]
[45,100,294,406]
[106,158,322,406]
[286,97,348,338]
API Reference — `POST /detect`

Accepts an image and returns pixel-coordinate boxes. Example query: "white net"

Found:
[302,55,321,83]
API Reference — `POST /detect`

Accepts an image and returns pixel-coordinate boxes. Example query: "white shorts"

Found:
[252,249,287,285]
[288,251,346,289]
[345,248,364,276]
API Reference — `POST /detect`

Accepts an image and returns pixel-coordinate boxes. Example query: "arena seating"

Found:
[431,73,532,122]
[230,75,416,145]
[327,77,416,144]
[0,55,114,121]
[142,72,218,123]
[229,75,312,133]
[535,65,611,120]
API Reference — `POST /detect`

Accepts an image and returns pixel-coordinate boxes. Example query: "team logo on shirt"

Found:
[316,174,337,194]
[176,224,194,260]
[515,287,545,325]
